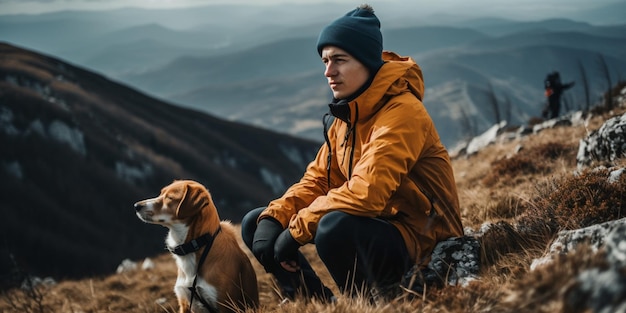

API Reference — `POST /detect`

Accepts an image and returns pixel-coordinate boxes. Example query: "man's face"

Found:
[321,46,370,100]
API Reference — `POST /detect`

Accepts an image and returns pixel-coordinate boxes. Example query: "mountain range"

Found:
[1,3,626,147]
[128,21,626,146]
[0,42,319,280]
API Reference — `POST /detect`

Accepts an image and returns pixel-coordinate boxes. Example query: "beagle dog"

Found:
[134,180,259,313]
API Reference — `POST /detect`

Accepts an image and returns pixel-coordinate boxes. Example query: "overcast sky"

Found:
[0,0,620,19]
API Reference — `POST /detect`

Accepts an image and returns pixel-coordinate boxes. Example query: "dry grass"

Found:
[2,108,626,312]
[0,253,178,313]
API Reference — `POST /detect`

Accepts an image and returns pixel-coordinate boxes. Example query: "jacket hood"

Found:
[349,51,424,122]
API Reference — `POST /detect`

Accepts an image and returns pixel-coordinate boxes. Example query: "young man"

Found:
[242,4,463,302]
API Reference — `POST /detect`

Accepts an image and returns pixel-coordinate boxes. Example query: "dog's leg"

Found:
[177,297,191,313]
[195,281,219,311]
[175,271,193,313]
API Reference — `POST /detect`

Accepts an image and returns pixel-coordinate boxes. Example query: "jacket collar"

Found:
[343,51,424,123]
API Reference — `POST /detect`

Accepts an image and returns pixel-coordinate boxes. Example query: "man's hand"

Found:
[274,229,302,272]
[251,218,283,272]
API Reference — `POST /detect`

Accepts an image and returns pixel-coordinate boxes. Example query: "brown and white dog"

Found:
[134,180,259,313]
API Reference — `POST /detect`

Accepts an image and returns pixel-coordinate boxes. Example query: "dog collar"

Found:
[168,227,221,256]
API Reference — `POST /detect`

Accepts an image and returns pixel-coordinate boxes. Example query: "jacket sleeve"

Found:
[289,98,432,243]
[259,122,346,229]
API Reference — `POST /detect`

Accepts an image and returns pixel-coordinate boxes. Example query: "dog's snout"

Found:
[134,202,143,212]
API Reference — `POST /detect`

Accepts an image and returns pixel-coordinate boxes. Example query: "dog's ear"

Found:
[175,181,209,219]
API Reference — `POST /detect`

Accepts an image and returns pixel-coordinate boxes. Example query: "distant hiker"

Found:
[241,4,463,303]
[543,71,574,119]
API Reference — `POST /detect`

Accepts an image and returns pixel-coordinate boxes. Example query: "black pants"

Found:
[241,207,411,299]
[548,96,561,119]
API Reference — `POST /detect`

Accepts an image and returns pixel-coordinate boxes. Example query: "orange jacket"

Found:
[260,51,463,266]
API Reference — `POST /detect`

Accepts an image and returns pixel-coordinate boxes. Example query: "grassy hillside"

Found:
[2,87,624,312]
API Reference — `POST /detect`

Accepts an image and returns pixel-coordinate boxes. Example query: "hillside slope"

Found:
[2,83,624,313]
[0,42,320,280]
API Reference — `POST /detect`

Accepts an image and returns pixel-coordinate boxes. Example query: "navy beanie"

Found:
[316,4,384,74]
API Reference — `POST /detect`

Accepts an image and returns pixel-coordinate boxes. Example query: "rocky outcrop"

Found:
[531,218,626,313]
[577,113,626,170]
[531,217,626,270]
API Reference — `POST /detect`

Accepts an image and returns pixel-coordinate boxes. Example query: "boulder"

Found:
[401,236,480,293]
[531,217,626,270]
[577,113,626,170]
[554,219,626,313]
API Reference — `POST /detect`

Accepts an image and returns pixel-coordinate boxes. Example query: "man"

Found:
[543,71,575,119]
[241,4,463,302]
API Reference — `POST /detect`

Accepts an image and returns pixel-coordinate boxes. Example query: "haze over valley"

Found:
[2,1,625,147]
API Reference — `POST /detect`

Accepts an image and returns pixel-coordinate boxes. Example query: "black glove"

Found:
[274,229,302,268]
[251,217,283,272]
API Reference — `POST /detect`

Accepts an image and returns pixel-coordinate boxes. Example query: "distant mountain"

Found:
[416,44,626,143]
[140,23,626,146]
[3,5,625,148]
[98,23,215,48]
[568,1,626,26]
[80,39,210,76]
[461,31,626,59]
[454,18,594,36]
[171,70,331,142]
[383,26,489,55]
[124,36,323,97]
[0,42,320,280]
[69,23,227,76]
[0,4,352,78]
[125,26,489,97]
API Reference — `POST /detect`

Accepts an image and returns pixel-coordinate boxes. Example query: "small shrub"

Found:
[534,141,575,160]
[482,141,576,187]
[479,221,525,266]
[485,195,526,220]
[482,155,550,186]
[534,168,626,230]
[501,244,609,313]
[0,276,51,313]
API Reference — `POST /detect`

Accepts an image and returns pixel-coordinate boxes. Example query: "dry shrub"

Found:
[514,210,558,248]
[533,167,626,230]
[461,193,527,227]
[503,166,626,268]
[418,283,504,313]
[0,281,51,313]
[534,141,577,160]
[482,154,546,186]
[499,244,609,313]
[478,195,560,268]
[479,221,527,266]
[482,141,577,187]
[485,194,527,220]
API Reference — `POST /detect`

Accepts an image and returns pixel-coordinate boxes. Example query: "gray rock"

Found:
[577,113,626,170]
[531,217,626,270]
[604,221,626,268]
[564,267,626,313]
[401,236,480,293]
[533,218,626,313]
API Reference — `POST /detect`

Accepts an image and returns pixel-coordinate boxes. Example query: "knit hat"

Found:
[316,4,384,74]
